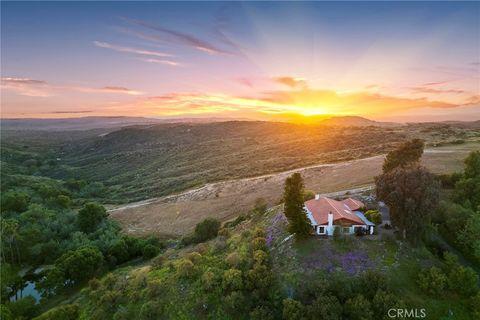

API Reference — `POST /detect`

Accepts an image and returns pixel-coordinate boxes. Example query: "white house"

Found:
[304,195,375,236]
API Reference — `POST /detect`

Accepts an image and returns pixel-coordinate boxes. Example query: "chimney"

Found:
[328,211,333,227]
[315,194,320,200]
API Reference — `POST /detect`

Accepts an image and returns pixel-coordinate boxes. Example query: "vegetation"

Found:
[364,210,382,225]
[283,173,312,239]
[433,151,480,265]
[376,139,440,244]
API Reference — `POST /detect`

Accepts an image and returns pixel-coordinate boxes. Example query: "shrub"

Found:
[372,290,401,320]
[306,294,342,320]
[56,246,104,284]
[417,267,447,295]
[250,306,275,320]
[447,265,479,297]
[142,244,159,260]
[224,291,245,313]
[344,295,373,320]
[176,259,195,278]
[193,218,221,243]
[253,227,266,238]
[225,252,241,268]
[139,301,163,320]
[282,298,305,320]
[253,198,268,215]
[253,250,268,265]
[8,296,38,320]
[222,268,243,291]
[252,237,267,251]
[151,255,166,268]
[33,304,79,320]
[1,191,29,213]
[201,270,218,291]
[147,279,164,298]
[365,210,382,225]
[303,190,316,201]
[186,251,202,264]
[77,203,108,233]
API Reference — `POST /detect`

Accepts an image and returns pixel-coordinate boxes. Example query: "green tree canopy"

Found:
[77,202,108,233]
[382,139,424,173]
[283,173,312,238]
[376,166,440,245]
[55,246,104,283]
[193,218,220,243]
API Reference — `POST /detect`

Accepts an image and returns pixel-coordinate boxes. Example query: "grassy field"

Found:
[109,141,480,237]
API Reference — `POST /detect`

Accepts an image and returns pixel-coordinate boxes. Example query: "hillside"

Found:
[319,116,399,127]
[8,121,404,202]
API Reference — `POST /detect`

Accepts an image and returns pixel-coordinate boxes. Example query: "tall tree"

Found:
[454,151,480,210]
[283,173,312,238]
[382,139,424,173]
[375,166,440,245]
[77,203,108,233]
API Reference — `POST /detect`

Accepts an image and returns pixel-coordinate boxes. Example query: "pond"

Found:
[10,281,42,303]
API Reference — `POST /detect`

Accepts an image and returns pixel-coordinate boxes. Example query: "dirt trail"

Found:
[109,143,477,237]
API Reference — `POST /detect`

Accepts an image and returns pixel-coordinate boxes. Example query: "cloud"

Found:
[138,57,182,67]
[1,77,51,97]
[50,110,93,114]
[126,19,231,55]
[1,77,144,97]
[409,86,465,94]
[120,87,465,119]
[272,76,307,89]
[94,41,173,58]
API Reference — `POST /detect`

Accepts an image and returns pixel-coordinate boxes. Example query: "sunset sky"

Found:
[1,1,479,122]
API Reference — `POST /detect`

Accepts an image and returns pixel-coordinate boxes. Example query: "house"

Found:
[304,195,375,236]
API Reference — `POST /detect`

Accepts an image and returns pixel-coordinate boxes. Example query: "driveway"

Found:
[378,201,391,224]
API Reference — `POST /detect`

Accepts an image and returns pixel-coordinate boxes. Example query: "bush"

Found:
[225,252,241,268]
[282,298,305,320]
[253,227,266,238]
[142,244,159,260]
[447,265,479,297]
[193,218,221,243]
[176,259,195,278]
[306,294,342,320]
[344,295,373,320]
[139,301,163,320]
[151,255,166,268]
[417,267,447,295]
[1,191,29,213]
[253,250,268,265]
[253,198,268,214]
[251,237,267,251]
[201,270,218,291]
[364,210,382,225]
[222,269,243,291]
[250,306,275,320]
[224,291,245,313]
[303,190,316,201]
[56,246,104,284]
[8,296,38,320]
[77,203,108,233]
[186,251,202,264]
[33,304,79,320]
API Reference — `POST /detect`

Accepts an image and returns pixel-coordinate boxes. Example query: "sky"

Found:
[1,1,479,122]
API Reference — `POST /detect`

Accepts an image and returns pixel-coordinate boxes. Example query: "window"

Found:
[343,227,350,234]
[318,226,326,234]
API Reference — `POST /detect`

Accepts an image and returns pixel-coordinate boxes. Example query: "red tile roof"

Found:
[304,196,365,226]
[341,198,365,211]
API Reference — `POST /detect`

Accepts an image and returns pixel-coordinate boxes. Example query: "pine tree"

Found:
[283,173,312,238]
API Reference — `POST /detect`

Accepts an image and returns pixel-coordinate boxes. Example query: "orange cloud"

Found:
[116,88,464,120]
[1,77,144,97]
[272,76,307,88]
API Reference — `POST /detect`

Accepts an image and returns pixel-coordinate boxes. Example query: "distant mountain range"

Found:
[2,115,479,131]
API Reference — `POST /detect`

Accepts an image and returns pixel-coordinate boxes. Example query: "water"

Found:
[10,281,41,303]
